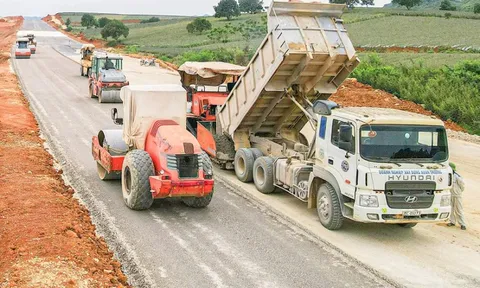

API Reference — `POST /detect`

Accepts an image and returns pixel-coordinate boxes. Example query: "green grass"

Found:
[78,13,265,57]
[347,16,480,49]
[59,12,186,24]
[358,52,480,68]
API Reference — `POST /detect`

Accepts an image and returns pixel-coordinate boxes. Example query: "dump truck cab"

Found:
[80,44,95,77]
[15,38,31,59]
[309,104,452,226]
[88,53,129,103]
[91,85,214,210]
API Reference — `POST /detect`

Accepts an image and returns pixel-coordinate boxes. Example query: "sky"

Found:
[1,0,392,17]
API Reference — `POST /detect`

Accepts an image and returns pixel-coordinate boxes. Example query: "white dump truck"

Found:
[210,1,452,230]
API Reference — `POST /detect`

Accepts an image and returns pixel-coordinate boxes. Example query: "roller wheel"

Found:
[234,148,255,183]
[250,148,263,160]
[97,162,120,180]
[253,156,275,194]
[316,183,344,230]
[121,150,154,210]
[182,191,214,208]
[398,223,417,228]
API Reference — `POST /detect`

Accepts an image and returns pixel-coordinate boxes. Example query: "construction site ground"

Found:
[0,17,128,287]
[2,18,479,287]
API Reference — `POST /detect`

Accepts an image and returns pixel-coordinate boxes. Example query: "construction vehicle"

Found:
[80,44,95,77]
[15,38,31,59]
[91,85,214,210]
[178,62,245,169]
[208,1,453,230]
[88,52,129,103]
[26,34,36,54]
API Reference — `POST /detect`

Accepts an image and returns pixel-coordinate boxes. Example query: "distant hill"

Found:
[384,0,480,11]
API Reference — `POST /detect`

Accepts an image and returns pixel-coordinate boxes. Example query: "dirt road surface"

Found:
[11,19,391,288]
[0,17,129,287]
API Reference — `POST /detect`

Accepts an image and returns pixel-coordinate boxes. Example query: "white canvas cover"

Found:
[121,85,187,149]
[178,61,246,87]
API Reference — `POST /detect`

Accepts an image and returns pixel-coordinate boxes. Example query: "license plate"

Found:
[403,210,421,216]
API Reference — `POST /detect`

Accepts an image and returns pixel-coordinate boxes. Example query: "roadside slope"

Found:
[0,17,128,287]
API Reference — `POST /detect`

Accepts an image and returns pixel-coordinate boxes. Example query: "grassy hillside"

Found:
[358,53,480,67]
[385,0,480,11]
[348,16,480,49]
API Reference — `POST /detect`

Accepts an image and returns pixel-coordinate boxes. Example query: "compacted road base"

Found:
[13,19,391,288]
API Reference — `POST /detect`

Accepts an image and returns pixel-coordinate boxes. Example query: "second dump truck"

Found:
[206,0,453,230]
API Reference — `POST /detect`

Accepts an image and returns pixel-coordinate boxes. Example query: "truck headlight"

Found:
[359,195,379,207]
[441,195,451,207]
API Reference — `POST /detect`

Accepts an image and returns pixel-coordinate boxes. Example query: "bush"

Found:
[440,0,456,11]
[475,3,480,14]
[101,20,129,40]
[207,24,235,43]
[445,12,452,19]
[81,14,97,28]
[106,40,120,47]
[125,45,138,53]
[141,17,160,24]
[352,55,480,135]
[98,17,111,28]
[65,25,73,32]
[186,18,212,34]
[172,48,247,66]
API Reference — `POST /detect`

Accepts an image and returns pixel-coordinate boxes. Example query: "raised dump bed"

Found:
[217,1,359,146]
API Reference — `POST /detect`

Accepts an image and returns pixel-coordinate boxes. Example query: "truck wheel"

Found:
[182,191,214,208]
[398,223,417,228]
[98,88,103,103]
[97,162,120,180]
[250,148,263,160]
[121,150,154,210]
[316,183,344,230]
[235,148,255,182]
[81,66,84,76]
[253,156,275,194]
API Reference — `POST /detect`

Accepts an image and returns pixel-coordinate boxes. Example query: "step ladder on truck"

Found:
[204,0,453,230]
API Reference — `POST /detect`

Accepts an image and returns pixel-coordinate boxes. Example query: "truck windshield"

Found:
[360,125,448,163]
[18,42,28,49]
[98,58,122,70]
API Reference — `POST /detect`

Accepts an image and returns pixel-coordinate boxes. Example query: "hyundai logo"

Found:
[405,196,418,203]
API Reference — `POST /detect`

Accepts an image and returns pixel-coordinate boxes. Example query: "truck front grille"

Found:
[385,181,435,209]
[166,154,200,178]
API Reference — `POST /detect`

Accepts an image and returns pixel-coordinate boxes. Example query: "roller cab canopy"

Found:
[81,43,95,51]
[120,85,187,150]
[178,61,246,87]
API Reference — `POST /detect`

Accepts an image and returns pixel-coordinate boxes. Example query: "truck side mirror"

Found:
[338,124,352,152]
[111,108,123,125]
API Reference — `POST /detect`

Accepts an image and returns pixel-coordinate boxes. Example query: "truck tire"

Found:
[316,183,344,230]
[81,66,84,76]
[398,223,417,228]
[121,150,154,210]
[235,148,255,182]
[250,148,263,160]
[97,162,121,180]
[182,191,214,208]
[253,156,275,194]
